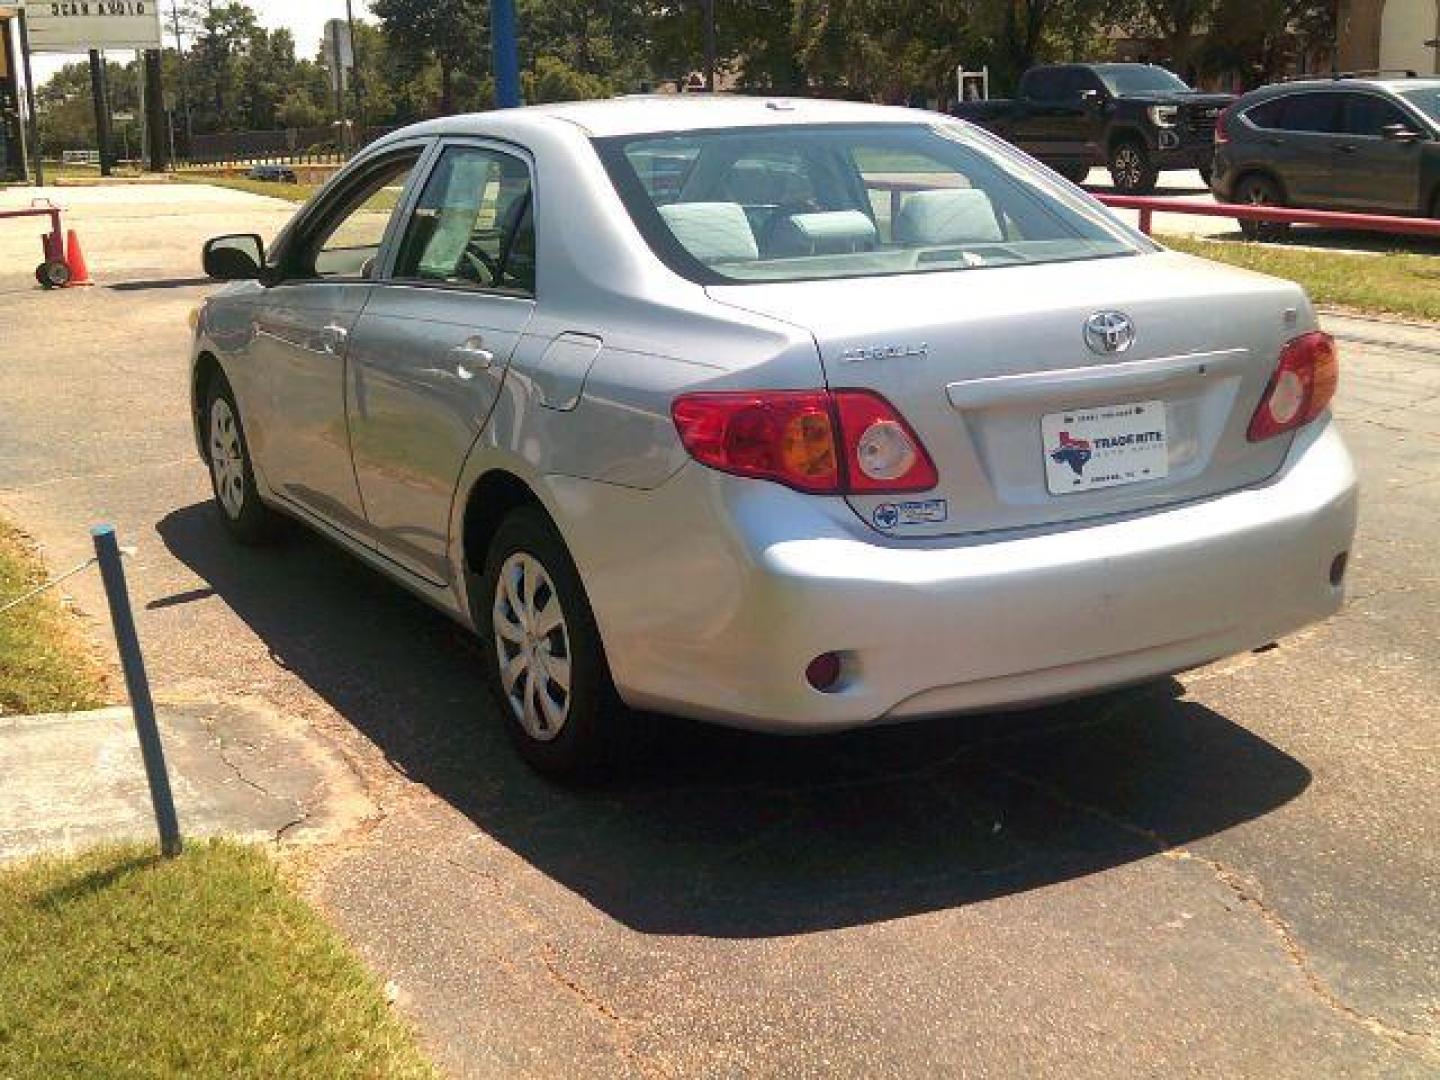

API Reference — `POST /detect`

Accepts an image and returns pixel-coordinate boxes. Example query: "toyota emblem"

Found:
[1084,311,1136,355]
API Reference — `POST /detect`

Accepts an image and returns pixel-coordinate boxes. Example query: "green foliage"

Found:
[33,0,1344,150]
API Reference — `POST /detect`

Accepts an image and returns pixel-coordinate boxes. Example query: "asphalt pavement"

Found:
[0,184,1435,1077]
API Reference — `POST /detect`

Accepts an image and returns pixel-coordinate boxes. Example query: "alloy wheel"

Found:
[210,397,246,520]
[1114,147,1142,189]
[492,552,573,742]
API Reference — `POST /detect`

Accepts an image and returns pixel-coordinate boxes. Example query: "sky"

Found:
[31,0,374,83]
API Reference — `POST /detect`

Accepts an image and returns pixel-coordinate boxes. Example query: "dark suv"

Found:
[1211,75,1440,238]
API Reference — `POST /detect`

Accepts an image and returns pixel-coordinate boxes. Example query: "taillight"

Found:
[1247,331,1338,442]
[671,388,937,494]
[1215,107,1231,145]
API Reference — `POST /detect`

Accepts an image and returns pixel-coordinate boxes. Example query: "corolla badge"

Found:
[839,342,930,363]
[1083,311,1135,355]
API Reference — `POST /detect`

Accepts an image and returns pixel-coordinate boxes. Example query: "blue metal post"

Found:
[92,525,182,858]
[491,0,523,109]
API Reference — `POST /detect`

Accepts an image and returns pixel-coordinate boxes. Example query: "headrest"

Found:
[893,188,1003,245]
[658,202,758,264]
[768,210,879,256]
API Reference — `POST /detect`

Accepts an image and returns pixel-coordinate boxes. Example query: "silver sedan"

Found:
[191,97,1357,778]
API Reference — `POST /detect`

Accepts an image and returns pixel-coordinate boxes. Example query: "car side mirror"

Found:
[1380,123,1421,144]
[203,234,265,281]
[1079,89,1104,109]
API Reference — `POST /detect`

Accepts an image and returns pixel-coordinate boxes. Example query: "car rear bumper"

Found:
[561,418,1357,732]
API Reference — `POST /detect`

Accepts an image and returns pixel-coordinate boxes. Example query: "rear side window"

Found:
[1340,93,1412,136]
[1023,69,1065,102]
[1248,93,1342,134]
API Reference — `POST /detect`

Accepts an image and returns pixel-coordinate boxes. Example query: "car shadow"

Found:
[157,501,1311,939]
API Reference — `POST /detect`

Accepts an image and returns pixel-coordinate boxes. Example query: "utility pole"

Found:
[491,0,522,108]
[171,1,193,151]
[345,0,364,128]
[88,50,114,176]
[702,0,716,92]
[144,49,168,170]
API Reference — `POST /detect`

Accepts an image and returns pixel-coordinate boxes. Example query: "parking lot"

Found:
[0,183,1436,1076]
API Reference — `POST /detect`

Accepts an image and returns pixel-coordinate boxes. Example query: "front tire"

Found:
[478,507,635,781]
[1109,138,1159,195]
[205,374,282,544]
[1235,174,1289,242]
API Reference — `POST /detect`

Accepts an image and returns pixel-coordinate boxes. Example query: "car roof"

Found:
[390,95,937,140]
[1251,76,1440,94]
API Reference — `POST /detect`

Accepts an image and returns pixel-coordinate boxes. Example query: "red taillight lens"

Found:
[671,390,840,492]
[1215,107,1231,145]
[671,388,937,494]
[831,389,938,493]
[1247,331,1338,442]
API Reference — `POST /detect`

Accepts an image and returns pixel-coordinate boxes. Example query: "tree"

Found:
[371,0,489,113]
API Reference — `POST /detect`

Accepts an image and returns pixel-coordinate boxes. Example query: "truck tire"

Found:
[1055,162,1091,185]
[1109,138,1158,195]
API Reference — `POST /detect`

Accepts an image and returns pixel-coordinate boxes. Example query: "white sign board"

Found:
[19,2,164,53]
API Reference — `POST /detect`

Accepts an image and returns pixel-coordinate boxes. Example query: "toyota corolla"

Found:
[191,97,1357,778]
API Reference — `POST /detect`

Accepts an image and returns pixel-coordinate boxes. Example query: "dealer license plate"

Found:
[1041,400,1169,496]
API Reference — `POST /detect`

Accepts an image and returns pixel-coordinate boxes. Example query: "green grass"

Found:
[0,841,436,1079]
[174,172,320,204]
[0,518,109,717]
[1161,234,1440,322]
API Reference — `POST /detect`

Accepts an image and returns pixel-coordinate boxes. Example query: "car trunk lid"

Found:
[707,251,1308,538]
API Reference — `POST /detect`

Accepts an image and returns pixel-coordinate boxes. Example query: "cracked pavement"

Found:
[0,186,1435,1076]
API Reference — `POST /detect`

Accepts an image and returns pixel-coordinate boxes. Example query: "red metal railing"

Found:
[0,199,66,267]
[1096,195,1440,239]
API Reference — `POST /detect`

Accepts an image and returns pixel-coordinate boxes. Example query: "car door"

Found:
[1332,91,1426,212]
[1259,92,1345,206]
[248,147,426,535]
[345,141,538,584]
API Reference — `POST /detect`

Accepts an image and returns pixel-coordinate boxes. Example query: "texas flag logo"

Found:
[1050,431,1092,476]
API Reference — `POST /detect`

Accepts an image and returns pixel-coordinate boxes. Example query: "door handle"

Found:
[451,336,496,373]
[320,323,348,354]
[1334,143,1358,154]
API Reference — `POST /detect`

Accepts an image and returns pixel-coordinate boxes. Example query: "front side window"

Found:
[597,123,1144,285]
[392,146,536,295]
[306,154,421,279]
[1341,94,1411,137]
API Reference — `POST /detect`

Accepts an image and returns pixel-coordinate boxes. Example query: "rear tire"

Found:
[1235,174,1289,242]
[477,507,640,781]
[1055,161,1090,185]
[1197,163,1213,189]
[205,373,283,544]
[1109,138,1158,195]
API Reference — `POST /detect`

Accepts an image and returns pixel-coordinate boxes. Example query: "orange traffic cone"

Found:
[63,229,94,287]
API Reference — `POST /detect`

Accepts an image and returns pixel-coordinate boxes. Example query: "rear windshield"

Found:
[1398,86,1440,126]
[1094,65,1193,96]
[594,122,1147,285]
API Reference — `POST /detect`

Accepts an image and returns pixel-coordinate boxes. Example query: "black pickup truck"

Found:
[953,63,1234,193]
